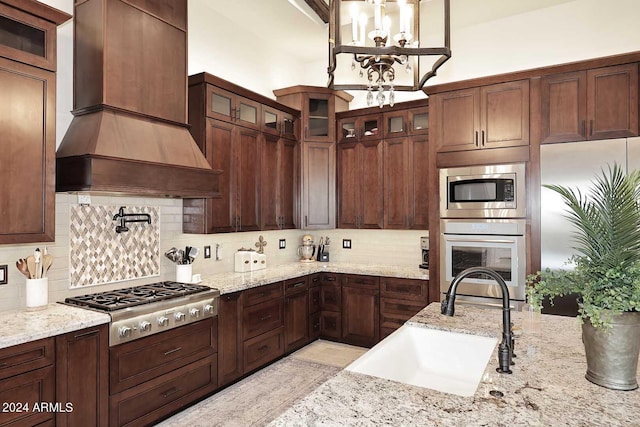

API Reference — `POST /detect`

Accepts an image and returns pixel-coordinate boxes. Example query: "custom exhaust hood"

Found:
[56,0,220,198]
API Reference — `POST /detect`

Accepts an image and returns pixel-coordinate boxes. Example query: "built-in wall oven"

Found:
[440,219,527,309]
[440,163,526,218]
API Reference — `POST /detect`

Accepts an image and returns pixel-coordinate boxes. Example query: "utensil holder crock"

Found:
[26,278,48,310]
[176,264,193,283]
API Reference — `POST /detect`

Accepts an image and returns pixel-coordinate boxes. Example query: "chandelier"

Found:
[328,0,451,108]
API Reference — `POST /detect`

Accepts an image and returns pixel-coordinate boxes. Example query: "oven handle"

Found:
[444,237,518,244]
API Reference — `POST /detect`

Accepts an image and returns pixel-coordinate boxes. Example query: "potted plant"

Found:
[527,163,640,391]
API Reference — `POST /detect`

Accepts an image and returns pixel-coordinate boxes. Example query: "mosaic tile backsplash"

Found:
[69,205,160,288]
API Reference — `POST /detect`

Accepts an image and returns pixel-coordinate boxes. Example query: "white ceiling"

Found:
[192,0,576,64]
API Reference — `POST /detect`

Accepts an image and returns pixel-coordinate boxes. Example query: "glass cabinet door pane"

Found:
[0,15,45,57]
[265,111,278,130]
[341,121,356,139]
[308,98,329,137]
[211,92,232,117]
[239,102,257,124]
[387,116,404,134]
[308,98,328,118]
[283,118,295,135]
[363,118,379,136]
[413,113,429,131]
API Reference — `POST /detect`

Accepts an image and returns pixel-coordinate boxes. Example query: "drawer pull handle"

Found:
[260,315,272,321]
[292,282,305,288]
[162,387,181,398]
[74,329,99,339]
[0,362,7,368]
[325,277,336,281]
[258,345,269,353]
[164,347,182,356]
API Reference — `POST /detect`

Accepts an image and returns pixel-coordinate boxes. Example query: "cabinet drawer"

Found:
[243,282,283,307]
[243,327,284,373]
[342,274,379,289]
[110,318,216,394]
[380,297,427,317]
[380,278,428,301]
[318,273,339,284]
[243,299,284,340]
[109,355,217,427]
[284,276,309,295]
[0,366,54,426]
[0,337,54,380]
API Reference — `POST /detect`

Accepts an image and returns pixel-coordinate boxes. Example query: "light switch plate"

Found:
[342,239,352,249]
[279,239,286,249]
[204,245,211,259]
[0,265,7,285]
[78,194,91,205]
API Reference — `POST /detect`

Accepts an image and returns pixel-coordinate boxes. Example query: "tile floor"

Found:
[156,340,367,427]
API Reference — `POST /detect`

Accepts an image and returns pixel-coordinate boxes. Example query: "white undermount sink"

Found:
[346,325,498,397]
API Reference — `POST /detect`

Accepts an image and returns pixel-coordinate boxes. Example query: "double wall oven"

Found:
[439,163,527,309]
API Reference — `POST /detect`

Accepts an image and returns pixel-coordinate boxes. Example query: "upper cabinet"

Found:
[541,64,638,144]
[275,86,352,229]
[432,80,530,153]
[338,113,382,143]
[0,1,70,244]
[183,73,300,234]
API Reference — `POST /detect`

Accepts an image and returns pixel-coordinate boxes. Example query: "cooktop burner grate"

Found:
[65,281,212,311]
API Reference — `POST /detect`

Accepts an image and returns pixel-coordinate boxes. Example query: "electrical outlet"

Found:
[279,239,286,249]
[342,239,352,249]
[0,265,7,284]
[204,245,211,259]
[77,194,91,205]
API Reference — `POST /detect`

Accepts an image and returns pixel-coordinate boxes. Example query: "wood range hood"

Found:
[56,0,220,198]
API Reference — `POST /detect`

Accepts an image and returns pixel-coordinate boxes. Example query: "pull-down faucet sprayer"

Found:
[441,267,513,374]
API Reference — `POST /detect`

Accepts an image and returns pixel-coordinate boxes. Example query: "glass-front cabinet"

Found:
[409,107,429,135]
[263,107,297,139]
[207,85,261,130]
[338,114,382,143]
[304,93,336,142]
[383,107,428,138]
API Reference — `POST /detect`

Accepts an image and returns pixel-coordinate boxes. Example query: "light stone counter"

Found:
[0,303,110,349]
[270,303,640,426]
[200,262,429,295]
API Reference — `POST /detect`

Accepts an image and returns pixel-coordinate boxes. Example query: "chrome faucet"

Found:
[440,267,513,374]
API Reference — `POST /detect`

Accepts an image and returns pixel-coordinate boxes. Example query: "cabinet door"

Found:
[337,141,360,228]
[304,93,335,142]
[56,325,109,427]
[433,88,480,152]
[408,135,430,229]
[236,96,261,131]
[260,134,280,230]
[285,291,310,352]
[409,107,429,135]
[320,282,342,312]
[342,286,380,347]
[237,127,261,231]
[0,366,54,426]
[540,71,587,144]
[480,80,530,149]
[0,58,55,243]
[218,292,243,387]
[279,138,297,229]
[359,140,383,229]
[205,118,236,233]
[302,142,336,229]
[384,110,409,138]
[206,85,236,123]
[320,311,342,339]
[587,63,638,140]
[384,137,409,229]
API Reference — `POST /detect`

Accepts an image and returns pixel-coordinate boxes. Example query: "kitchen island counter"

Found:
[270,303,640,426]
[0,303,110,349]
[201,262,428,295]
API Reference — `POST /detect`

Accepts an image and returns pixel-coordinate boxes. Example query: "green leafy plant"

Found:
[527,163,640,327]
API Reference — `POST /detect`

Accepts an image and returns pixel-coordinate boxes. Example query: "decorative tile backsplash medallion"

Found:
[69,205,160,288]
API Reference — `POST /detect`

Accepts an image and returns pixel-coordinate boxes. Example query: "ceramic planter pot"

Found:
[582,312,640,390]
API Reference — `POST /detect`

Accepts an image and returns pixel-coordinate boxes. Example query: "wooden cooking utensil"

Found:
[26,256,36,279]
[16,259,30,278]
[42,254,53,278]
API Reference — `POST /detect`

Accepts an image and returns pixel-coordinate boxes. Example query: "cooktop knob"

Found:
[174,312,186,322]
[119,326,132,338]
[158,316,169,327]
[204,304,214,314]
[189,307,201,318]
[139,321,152,332]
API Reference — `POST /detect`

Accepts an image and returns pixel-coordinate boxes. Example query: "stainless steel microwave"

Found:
[439,163,526,218]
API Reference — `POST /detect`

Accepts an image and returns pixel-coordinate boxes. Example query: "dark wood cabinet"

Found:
[184,74,299,234]
[338,114,382,142]
[56,325,109,427]
[337,139,383,229]
[341,275,380,347]
[0,1,69,244]
[243,298,284,341]
[274,86,352,229]
[0,337,55,426]
[541,64,638,143]
[284,277,310,352]
[309,274,322,340]
[380,278,429,338]
[318,273,342,339]
[218,292,243,387]
[433,80,530,153]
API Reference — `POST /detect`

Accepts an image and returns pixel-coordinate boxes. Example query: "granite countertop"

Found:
[270,303,640,426]
[0,303,110,349]
[200,262,429,295]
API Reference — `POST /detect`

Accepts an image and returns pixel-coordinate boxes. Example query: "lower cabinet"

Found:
[0,338,55,427]
[284,277,310,352]
[218,291,243,387]
[56,325,109,427]
[309,274,321,340]
[319,273,342,339]
[243,327,285,373]
[380,278,429,339]
[341,275,380,347]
